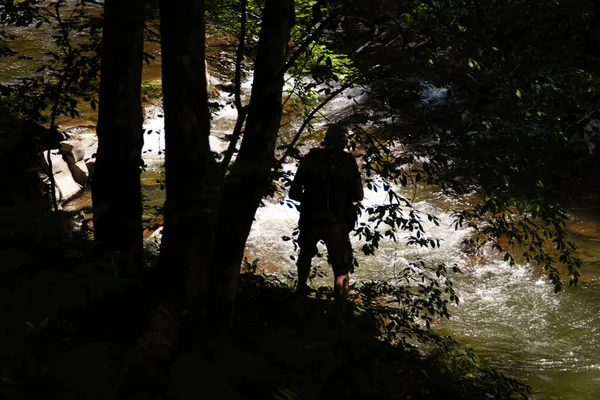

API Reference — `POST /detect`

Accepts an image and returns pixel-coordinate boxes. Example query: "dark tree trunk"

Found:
[209,0,295,321]
[158,0,220,308]
[92,0,145,275]
[118,3,217,396]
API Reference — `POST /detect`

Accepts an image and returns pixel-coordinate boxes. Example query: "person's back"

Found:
[294,147,360,227]
[289,124,363,312]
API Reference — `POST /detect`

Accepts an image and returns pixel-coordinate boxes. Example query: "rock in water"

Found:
[39,150,83,205]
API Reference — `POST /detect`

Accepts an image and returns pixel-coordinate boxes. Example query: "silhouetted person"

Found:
[289,125,364,310]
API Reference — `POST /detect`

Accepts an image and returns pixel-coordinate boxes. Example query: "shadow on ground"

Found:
[0,245,529,400]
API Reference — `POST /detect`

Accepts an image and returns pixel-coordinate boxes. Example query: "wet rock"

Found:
[61,141,85,164]
[61,128,98,180]
[567,220,600,239]
[69,160,89,187]
[216,83,235,94]
[208,100,223,110]
[62,188,93,212]
[52,171,83,204]
[143,226,162,257]
[142,215,164,240]
[569,119,600,156]
[39,150,83,204]
[58,134,91,186]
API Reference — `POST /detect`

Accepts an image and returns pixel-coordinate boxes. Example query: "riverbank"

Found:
[0,242,529,400]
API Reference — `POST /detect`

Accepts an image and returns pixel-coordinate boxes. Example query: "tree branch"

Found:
[220,106,248,174]
[234,0,247,112]
[223,3,339,174]
[275,82,353,171]
[221,0,250,174]
[281,41,316,108]
[280,14,334,78]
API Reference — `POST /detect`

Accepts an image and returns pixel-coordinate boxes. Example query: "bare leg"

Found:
[296,250,312,295]
[334,273,349,303]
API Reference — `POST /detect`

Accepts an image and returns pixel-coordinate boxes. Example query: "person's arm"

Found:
[289,159,305,201]
[348,155,364,202]
[354,174,364,201]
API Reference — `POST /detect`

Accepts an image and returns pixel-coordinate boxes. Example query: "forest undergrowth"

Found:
[0,238,530,400]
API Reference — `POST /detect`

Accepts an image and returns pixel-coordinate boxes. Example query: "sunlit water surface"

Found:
[245,182,600,400]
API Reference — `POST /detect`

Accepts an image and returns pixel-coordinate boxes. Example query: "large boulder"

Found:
[63,126,98,180]
[39,150,83,205]
[61,141,86,164]
[60,135,91,187]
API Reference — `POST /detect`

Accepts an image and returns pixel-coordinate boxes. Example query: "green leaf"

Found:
[515,89,522,98]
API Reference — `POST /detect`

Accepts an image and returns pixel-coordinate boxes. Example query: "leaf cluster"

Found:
[0,0,103,124]
[321,0,600,289]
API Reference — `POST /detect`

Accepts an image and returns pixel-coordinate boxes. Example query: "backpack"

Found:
[300,148,358,229]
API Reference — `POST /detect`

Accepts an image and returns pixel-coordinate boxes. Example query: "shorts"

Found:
[298,215,354,275]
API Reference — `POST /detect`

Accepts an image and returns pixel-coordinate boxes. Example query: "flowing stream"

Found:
[3,12,600,399]
[243,173,600,400]
[227,86,600,398]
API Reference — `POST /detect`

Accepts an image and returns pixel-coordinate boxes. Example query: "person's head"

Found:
[321,124,348,150]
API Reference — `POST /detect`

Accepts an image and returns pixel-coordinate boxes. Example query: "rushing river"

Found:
[4,8,600,398]
[244,176,600,400]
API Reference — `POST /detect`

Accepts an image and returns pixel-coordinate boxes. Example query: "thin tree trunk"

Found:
[209,0,295,322]
[92,0,144,275]
[158,0,220,309]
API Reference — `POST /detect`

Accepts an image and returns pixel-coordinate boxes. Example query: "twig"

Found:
[282,41,318,108]
[234,0,247,112]
[280,14,334,78]
[220,106,249,173]
[46,149,60,214]
[221,0,250,173]
[276,82,353,170]
[222,5,337,172]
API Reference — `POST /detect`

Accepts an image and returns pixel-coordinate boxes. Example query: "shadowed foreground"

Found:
[0,245,529,400]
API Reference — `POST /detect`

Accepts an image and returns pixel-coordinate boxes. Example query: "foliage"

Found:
[279,0,362,152]
[3,0,595,390]
[0,0,102,124]
[321,0,600,290]
[0,257,530,399]
[2,1,593,293]
[0,1,563,396]
[353,259,459,332]
[206,0,363,169]
[0,0,160,124]
[205,0,262,66]
[348,277,530,399]
[141,79,162,101]
[235,272,530,400]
